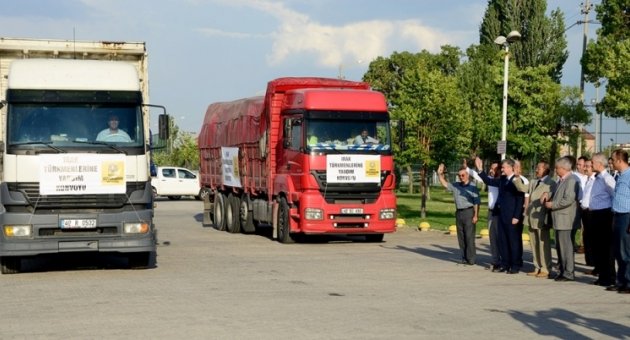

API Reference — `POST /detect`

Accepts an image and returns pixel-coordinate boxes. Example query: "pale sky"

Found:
[1,0,625,148]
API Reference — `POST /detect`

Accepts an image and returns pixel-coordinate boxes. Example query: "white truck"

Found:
[0,37,168,273]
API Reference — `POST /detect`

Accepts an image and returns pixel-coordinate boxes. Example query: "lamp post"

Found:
[494,31,521,160]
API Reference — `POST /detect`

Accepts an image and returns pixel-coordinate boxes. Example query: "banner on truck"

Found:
[39,154,126,195]
[221,147,242,188]
[326,154,381,183]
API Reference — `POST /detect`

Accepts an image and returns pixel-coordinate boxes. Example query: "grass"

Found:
[396,185,490,233]
[397,186,583,246]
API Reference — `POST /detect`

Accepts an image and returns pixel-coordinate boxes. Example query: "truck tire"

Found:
[167,196,182,200]
[214,192,227,231]
[128,252,152,269]
[277,197,295,244]
[240,194,255,234]
[226,193,241,233]
[0,257,21,274]
[152,186,157,199]
[365,234,384,242]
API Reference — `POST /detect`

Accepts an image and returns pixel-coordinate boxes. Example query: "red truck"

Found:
[198,77,396,243]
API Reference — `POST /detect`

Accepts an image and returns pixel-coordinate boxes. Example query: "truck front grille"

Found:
[6,182,147,210]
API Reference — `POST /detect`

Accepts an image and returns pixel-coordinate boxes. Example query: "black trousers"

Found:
[581,208,595,267]
[591,208,615,284]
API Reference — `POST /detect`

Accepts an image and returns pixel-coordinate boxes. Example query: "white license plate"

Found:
[341,208,363,214]
[60,219,97,229]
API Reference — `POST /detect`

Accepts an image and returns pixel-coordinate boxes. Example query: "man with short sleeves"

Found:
[438,164,480,266]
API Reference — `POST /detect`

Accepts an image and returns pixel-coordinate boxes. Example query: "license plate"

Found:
[341,208,363,214]
[60,219,97,229]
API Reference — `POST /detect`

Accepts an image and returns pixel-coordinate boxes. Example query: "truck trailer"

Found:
[198,77,396,243]
[0,37,162,273]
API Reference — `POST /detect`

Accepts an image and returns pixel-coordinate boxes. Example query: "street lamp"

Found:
[494,30,521,160]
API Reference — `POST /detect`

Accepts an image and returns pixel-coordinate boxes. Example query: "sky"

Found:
[1,0,626,150]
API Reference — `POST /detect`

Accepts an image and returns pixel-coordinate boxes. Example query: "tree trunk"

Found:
[406,164,413,194]
[420,164,427,219]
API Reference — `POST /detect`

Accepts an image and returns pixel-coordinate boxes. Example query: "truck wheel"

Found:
[277,197,295,244]
[152,187,157,199]
[128,252,152,269]
[197,188,210,201]
[226,193,241,233]
[214,192,227,231]
[240,194,255,234]
[365,234,384,242]
[167,196,182,200]
[1,257,21,274]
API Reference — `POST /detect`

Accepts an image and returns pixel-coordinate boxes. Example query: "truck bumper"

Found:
[0,210,156,257]
[292,191,397,235]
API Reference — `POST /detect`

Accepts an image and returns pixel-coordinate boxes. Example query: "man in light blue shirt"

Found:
[607,149,630,294]
[589,153,617,286]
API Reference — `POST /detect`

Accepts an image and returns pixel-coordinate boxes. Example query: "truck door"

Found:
[278,117,304,191]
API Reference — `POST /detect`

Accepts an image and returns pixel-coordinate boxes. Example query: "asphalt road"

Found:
[1,199,629,339]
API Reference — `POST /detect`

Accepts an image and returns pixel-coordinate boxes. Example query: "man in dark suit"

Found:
[475,157,525,274]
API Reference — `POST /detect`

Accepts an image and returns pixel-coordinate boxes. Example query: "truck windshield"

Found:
[7,91,144,151]
[305,119,391,153]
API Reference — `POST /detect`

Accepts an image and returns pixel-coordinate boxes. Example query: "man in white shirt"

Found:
[580,159,596,270]
[96,114,131,142]
[353,129,378,145]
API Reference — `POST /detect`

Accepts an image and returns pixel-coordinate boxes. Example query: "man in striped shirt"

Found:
[607,149,630,294]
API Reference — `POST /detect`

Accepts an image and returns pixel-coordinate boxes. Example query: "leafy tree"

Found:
[457,44,502,159]
[582,0,630,119]
[152,116,200,169]
[364,47,471,217]
[479,0,568,82]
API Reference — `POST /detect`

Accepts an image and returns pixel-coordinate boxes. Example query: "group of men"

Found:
[437,149,630,294]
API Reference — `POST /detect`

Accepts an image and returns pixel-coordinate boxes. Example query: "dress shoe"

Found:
[507,269,519,274]
[593,280,612,287]
[493,267,507,273]
[536,271,549,278]
[618,286,630,294]
[605,285,620,291]
[554,276,573,282]
[527,270,539,276]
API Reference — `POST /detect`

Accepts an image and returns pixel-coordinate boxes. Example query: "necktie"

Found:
[535,179,541,189]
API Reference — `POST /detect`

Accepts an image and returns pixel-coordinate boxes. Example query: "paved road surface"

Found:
[1,199,629,339]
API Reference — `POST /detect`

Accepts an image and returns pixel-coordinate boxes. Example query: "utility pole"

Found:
[577,0,593,157]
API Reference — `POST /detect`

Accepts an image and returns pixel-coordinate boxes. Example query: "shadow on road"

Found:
[497,308,630,339]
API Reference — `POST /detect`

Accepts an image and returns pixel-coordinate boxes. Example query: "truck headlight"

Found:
[4,225,32,237]
[379,209,396,220]
[304,208,323,220]
[124,222,150,234]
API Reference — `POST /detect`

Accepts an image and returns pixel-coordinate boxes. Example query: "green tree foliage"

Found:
[364,47,471,217]
[479,0,568,82]
[152,117,200,170]
[582,0,630,118]
[457,44,502,158]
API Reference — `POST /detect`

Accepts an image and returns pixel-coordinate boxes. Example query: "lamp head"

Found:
[506,30,521,43]
[494,36,507,45]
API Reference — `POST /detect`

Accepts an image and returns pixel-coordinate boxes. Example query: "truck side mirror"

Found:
[159,114,169,140]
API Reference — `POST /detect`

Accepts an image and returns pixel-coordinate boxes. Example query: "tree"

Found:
[479,0,568,82]
[582,0,630,119]
[364,47,471,218]
[152,116,200,169]
[457,44,502,159]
